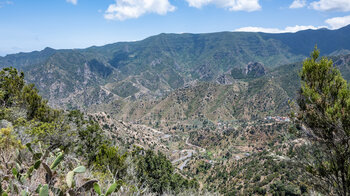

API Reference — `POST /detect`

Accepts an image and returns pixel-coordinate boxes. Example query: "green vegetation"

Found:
[184,119,310,195]
[0,67,197,195]
[2,26,350,108]
[133,148,199,194]
[88,59,113,78]
[2,27,350,195]
[292,47,350,195]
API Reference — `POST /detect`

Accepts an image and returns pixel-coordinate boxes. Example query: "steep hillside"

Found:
[268,53,350,99]
[3,29,350,195]
[261,25,350,56]
[1,26,350,108]
[0,67,200,196]
[83,53,350,126]
[138,79,289,123]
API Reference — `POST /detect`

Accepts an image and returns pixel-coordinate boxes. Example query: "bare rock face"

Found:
[216,74,234,85]
[244,62,267,78]
[231,62,267,79]
[334,54,350,67]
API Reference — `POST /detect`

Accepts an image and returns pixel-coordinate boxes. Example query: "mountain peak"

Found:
[338,24,350,31]
[43,47,55,51]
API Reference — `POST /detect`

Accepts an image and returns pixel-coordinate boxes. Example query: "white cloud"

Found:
[104,0,175,20]
[325,15,350,29]
[185,0,261,12]
[235,27,282,33]
[289,0,306,9]
[66,0,77,5]
[235,25,326,33]
[310,0,350,12]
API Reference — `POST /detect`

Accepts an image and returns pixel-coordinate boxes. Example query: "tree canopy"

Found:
[294,47,350,195]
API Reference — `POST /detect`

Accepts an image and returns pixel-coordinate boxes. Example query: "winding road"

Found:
[172,137,206,170]
[138,124,206,171]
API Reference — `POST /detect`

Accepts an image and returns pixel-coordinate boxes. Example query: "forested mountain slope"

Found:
[1,26,350,108]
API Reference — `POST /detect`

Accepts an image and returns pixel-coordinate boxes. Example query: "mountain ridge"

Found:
[1,25,350,110]
[2,25,350,195]
[3,25,350,59]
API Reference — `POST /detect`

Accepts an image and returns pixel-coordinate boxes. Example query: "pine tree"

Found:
[294,47,350,195]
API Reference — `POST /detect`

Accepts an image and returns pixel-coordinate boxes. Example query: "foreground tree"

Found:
[293,47,350,195]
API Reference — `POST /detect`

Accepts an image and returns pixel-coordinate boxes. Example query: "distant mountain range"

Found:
[1,25,350,117]
[3,24,350,196]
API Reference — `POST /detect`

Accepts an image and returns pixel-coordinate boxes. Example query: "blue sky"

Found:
[0,0,350,56]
